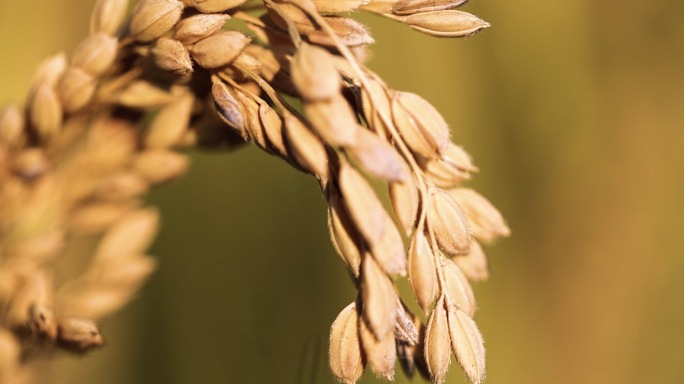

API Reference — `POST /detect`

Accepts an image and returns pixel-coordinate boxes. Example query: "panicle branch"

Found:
[0,0,507,383]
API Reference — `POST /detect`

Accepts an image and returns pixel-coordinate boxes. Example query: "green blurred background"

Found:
[2,0,684,383]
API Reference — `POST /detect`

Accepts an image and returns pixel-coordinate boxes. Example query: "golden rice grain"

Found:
[361,255,397,339]
[71,33,118,76]
[151,37,194,76]
[130,0,184,42]
[90,0,129,35]
[448,307,486,384]
[359,317,396,380]
[424,297,451,384]
[291,42,341,101]
[403,10,490,38]
[391,0,469,16]
[454,240,489,281]
[428,188,472,257]
[312,0,368,14]
[191,31,250,69]
[329,302,365,384]
[174,13,231,45]
[408,231,438,313]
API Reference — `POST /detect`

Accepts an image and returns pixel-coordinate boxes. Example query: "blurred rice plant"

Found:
[1,0,683,383]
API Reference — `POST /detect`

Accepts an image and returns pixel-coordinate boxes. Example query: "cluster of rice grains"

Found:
[0,0,509,383]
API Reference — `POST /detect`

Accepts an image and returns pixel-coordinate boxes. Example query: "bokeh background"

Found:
[2,0,684,383]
